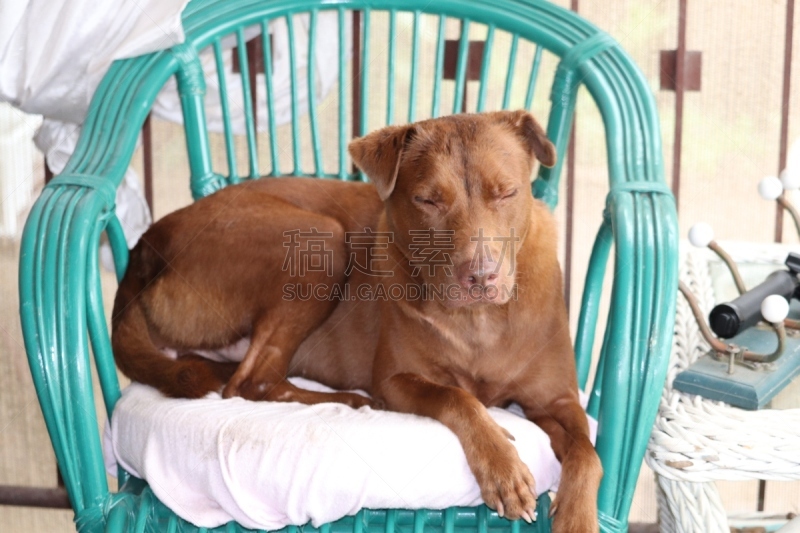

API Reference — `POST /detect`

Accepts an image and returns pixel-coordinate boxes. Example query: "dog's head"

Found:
[349,111,556,308]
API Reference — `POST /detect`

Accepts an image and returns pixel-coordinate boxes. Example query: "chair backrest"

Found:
[19,0,678,530]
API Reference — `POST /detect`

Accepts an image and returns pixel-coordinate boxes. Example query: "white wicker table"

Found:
[648,241,800,532]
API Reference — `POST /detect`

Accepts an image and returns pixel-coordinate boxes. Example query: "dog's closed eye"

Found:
[413,196,441,209]
[493,188,519,201]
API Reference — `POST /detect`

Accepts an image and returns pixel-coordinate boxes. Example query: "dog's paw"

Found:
[341,393,374,409]
[221,378,250,399]
[548,449,601,532]
[548,494,599,533]
[550,504,598,533]
[224,377,274,401]
[479,458,537,522]
[470,436,537,522]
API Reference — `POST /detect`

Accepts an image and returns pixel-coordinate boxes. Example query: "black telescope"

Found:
[709,252,800,339]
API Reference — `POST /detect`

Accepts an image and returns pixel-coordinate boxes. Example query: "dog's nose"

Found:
[456,260,499,289]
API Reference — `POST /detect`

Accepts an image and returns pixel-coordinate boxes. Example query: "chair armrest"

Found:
[17,36,219,521]
[19,177,117,518]
[592,189,678,532]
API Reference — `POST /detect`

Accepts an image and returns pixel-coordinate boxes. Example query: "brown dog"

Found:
[111,110,601,531]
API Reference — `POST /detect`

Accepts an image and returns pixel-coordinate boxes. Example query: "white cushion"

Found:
[104,378,596,531]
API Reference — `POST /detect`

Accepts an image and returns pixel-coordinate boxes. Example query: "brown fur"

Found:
[111,110,601,531]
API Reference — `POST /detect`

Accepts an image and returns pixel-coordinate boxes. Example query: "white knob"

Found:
[781,168,800,191]
[758,176,784,200]
[761,294,790,324]
[688,222,714,248]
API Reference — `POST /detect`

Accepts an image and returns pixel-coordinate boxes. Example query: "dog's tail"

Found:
[111,245,234,399]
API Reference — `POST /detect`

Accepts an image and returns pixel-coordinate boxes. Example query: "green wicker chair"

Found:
[18,0,678,531]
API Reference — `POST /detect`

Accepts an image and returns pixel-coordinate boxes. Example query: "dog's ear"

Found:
[349,124,416,201]
[490,110,557,168]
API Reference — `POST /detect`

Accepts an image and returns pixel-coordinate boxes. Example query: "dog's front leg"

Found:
[524,398,602,533]
[223,320,372,408]
[379,373,537,521]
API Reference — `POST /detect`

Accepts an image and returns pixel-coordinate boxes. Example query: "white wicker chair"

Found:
[648,242,800,532]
